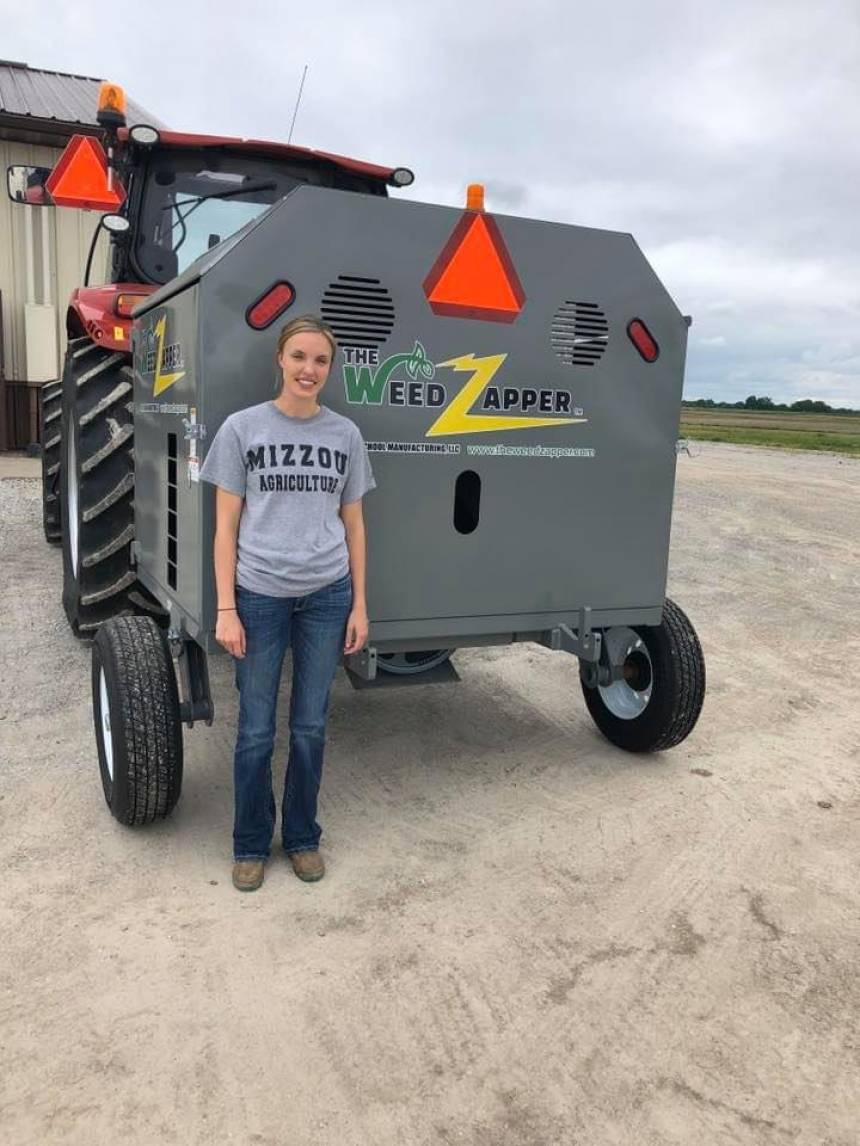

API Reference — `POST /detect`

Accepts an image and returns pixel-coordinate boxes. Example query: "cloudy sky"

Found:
[5,0,859,406]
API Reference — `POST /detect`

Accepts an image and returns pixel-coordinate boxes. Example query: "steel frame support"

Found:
[173,639,214,727]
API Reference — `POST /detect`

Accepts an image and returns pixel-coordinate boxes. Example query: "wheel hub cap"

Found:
[599,627,653,720]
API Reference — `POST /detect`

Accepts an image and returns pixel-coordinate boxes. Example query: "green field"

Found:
[680,408,860,456]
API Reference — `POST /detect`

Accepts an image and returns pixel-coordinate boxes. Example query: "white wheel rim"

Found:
[99,668,115,781]
[68,430,79,576]
[598,628,653,720]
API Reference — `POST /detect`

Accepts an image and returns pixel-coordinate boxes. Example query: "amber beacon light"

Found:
[466,183,485,211]
[97,82,127,129]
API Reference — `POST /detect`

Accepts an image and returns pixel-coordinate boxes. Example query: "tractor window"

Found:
[134,151,312,283]
[134,149,387,285]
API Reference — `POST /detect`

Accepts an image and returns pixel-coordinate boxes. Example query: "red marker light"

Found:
[246,282,295,330]
[627,318,659,362]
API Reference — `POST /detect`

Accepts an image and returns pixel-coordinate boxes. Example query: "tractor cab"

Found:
[111,129,402,289]
[8,76,411,297]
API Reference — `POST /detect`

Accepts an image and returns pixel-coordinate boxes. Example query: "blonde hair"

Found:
[276,315,338,360]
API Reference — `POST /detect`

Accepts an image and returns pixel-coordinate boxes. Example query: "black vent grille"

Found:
[320,276,395,348]
[551,301,609,366]
[167,432,178,590]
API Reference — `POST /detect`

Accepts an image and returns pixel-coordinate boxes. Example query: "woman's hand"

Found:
[216,609,246,659]
[344,605,369,655]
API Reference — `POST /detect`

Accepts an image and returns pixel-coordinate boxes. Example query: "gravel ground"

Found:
[0,443,858,1145]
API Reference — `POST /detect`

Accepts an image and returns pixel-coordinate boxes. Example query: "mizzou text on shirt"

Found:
[200,402,376,597]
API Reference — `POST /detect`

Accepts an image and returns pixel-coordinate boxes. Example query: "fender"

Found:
[67,283,158,353]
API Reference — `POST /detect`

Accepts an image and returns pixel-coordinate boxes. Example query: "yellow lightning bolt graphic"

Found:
[152,314,185,396]
[426,353,585,437]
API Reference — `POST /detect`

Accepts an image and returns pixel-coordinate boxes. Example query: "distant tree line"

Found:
[683,396,858,414]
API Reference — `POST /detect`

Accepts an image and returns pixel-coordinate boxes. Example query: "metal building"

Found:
[0,60,162,449]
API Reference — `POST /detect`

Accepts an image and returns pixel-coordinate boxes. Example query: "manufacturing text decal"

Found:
[342,342,595,458]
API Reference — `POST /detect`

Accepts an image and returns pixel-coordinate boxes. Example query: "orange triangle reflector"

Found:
[423,211,525,323]
[46,134,126,211]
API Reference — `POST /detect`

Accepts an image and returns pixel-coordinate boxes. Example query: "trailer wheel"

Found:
[92,616,183,824]
[581,598,705,753]
[39,377,64,544]
[377,649,454,675]
[60,339,139,636]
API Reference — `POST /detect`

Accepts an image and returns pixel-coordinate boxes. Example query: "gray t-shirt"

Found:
[200,401,375,597]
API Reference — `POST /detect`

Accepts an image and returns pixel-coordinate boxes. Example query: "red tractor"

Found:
[9,82,412,636]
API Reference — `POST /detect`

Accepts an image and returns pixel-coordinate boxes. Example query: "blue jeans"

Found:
[232,574,352,861]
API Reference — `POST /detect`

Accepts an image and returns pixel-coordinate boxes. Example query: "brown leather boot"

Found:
[288,850,325,882]
[232,859,265,892]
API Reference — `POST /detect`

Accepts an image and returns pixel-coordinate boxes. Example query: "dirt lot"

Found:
[1,443,858,1146]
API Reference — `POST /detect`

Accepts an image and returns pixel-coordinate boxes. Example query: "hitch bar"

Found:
[540,607,602,662]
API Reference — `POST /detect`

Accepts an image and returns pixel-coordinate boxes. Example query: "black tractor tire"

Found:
[39,377,64,544]
[60,339,139,637]
[92,615,183,825]
[581,598,705,753]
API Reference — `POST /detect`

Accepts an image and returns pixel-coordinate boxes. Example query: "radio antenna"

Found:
[287,65,308,145]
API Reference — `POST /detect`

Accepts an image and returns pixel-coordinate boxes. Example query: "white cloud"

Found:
[650,239,860,311]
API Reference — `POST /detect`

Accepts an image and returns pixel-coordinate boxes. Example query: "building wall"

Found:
[0,138,109,383]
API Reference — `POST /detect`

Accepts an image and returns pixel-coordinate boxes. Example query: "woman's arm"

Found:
[340,498,369,654]
[214,487,246,658]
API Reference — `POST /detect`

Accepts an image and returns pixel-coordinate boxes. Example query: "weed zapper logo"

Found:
[137,313,185,396]
[343,341,584,436]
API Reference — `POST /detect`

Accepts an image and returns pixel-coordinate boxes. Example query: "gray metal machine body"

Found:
[132,186,687,667]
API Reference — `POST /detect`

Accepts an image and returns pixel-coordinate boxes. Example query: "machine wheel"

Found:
[40,378,64,544]
[377,649,454,675]
[581,598,705,753]
[92,616,183,825]
[60,339,138,637]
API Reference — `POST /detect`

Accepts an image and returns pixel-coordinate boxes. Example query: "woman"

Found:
[200,315,375,892]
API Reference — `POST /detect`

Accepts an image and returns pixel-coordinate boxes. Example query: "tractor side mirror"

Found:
[6,165,53,206]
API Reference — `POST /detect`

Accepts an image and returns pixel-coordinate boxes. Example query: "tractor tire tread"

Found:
[40,379,63,544]
[61,344,163,635]
[126,589,169,619]
[80,569,138,606]
[69,336,100,360]
[79,376,133,426]
[80,423,134,473]
[81,524,136,568]
[75,351,126,389]
[81,472,134,523]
